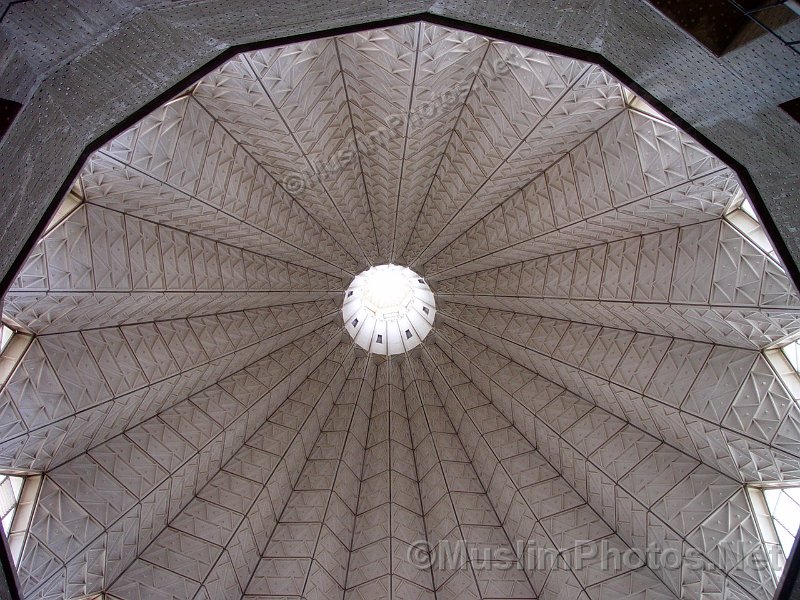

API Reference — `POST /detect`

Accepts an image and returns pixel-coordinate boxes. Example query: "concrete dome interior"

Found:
[0,17,799,600]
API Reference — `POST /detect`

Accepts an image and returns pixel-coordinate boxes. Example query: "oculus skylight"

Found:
[342,264,435,355]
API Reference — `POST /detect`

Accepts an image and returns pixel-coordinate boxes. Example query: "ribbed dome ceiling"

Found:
[2,20,800,600]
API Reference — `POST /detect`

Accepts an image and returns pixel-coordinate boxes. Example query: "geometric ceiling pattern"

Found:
[1,20,800,600]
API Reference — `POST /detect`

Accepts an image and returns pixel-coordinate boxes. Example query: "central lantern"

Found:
[342,264,435,355]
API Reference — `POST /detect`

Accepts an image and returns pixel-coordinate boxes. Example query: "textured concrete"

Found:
[0,0,798,292]
[1,15,799,599]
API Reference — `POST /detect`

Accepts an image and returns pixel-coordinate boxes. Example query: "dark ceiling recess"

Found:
[781,97,800,123]
[0,99,21,141]
[648,0,797,55]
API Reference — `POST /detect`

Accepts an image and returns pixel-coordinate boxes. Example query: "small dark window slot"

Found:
[405,329,412,339]
[780,97,800,124]
[376,334,383,343]
[347,291,353,297]
[352,318,358,327]
[0,98,22,142]
[422,306,430,315]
